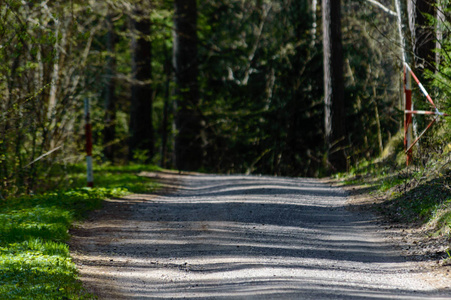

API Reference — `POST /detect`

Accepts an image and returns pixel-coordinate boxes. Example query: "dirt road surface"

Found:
[70,173,451,299]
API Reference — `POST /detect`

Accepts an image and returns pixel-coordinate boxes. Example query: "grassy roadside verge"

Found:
[0,164,160,299]
[336,159,451,251]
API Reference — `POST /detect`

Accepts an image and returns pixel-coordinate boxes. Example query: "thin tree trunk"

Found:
[103,14,117,163]
[436,1,444,68]
[173,0,203,171]
[373,85,383,155]
[322,0,347,171]
[311,0,318,44]
[161,45,171,168]
[47,20,63,121]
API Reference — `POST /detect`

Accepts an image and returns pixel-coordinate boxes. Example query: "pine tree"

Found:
[173,0,204,171]
[322,0,347,171]
[129,3,154,162]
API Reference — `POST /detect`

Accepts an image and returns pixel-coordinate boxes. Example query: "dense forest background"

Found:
[1,0,451,198]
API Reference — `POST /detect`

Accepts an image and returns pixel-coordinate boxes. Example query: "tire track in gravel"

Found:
[70,173,451,299]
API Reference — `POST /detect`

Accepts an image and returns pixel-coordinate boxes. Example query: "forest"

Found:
[1,0,451,198]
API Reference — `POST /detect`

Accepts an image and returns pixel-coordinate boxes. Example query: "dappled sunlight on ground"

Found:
[70,173,450,299]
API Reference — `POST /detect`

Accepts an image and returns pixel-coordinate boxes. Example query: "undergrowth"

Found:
[0,163,160,299]
[339,152,451,236]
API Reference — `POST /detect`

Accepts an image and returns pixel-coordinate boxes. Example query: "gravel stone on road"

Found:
[70,173,451,299]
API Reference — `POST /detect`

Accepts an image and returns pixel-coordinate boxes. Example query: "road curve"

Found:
[72,174,450,299]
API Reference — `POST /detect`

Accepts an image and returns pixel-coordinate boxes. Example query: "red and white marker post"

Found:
[403,63,450,166]
[84,98,94,187]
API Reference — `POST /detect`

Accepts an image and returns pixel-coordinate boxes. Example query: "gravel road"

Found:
[71,173,451,299]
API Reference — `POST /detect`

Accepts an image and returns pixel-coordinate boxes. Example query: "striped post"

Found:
[84,98,94,187]
[405,63,436,108]
[402,63,451,164]
[404,65,413,166]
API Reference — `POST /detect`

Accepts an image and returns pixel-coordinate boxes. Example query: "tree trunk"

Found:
[161,44,171,168]
[173,0,203,171]
[407,0,434,152]
[129,5,154,162]
[311,0,318,44]
[322,0,347,171]
[436,1,444,68]
[408,0,436,73]
[103,14,117,163]
[372,85,383,155]
[396,0,415,164]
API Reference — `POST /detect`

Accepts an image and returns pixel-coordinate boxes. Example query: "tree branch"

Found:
[361,0,397,17]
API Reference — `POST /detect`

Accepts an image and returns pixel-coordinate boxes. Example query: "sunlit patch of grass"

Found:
[376,174,407,192]
[69,163,161,193]
[340,158,451,232]
[375,177,451,228]
[335,158,404,192]
[0,189,123,299]
[0,240,86,299]
[421,198,451,236]
[0,163,160,299]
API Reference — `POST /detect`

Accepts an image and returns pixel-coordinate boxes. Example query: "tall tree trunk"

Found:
[103,14,117,163]
[173,0,203,171]
[322,0,347,171]
[408,0,436,73]
[47,20,61,122]
[161,44,171,168]
[372,85,383,155]
[436,1,444,68]
[129,5,154,162]
[396,0,415,163]
[407,0,434,152]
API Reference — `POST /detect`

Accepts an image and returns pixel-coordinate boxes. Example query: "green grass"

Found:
[339,157,451,234]
[334,158,403,191]
[377,177,451,226]
[0,163,160,299]
[68,163,161,193]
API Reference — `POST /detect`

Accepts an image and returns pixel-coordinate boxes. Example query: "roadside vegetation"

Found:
[336,128,451,259]
[0,164,159,300]
[341,164,451,233]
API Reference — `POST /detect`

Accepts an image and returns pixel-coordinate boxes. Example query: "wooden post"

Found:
[84,98,94,187]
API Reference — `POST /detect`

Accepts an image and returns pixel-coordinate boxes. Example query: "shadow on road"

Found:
[70,173,450,299]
